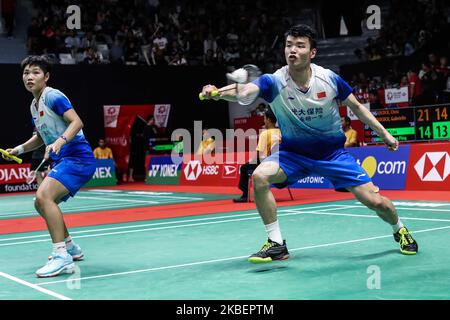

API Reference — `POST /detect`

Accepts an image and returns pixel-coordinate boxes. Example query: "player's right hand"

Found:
[1,148,17,161]
[201,85,219,100]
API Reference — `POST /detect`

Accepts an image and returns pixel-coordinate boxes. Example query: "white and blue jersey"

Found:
[253,64,372,191]
[30,86,96,201]
[30,86,94,162]
[253,63,352,159]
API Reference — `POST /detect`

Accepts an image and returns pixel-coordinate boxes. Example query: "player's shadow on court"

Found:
[249,265,289,274]
[347,249,398,261]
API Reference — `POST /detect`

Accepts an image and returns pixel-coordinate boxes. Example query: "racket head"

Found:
[26,171,37,184]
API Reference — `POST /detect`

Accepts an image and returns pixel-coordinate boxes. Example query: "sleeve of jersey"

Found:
[252,74,277,103]
[46,90,73,116]
[331,73,353,101]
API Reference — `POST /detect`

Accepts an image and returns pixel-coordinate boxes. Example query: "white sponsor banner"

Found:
[103,105,121,128]
[154,104,171,128]
[385,87,408,104]
[347,103,370,120]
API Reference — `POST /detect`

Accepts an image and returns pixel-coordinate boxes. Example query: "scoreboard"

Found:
[364,105,450,143]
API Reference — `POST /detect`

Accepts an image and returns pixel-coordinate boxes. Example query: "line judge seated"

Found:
[234,107,281,203]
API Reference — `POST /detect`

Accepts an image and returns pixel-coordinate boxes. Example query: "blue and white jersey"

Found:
[252,63,353,159]
[30,86,94,162]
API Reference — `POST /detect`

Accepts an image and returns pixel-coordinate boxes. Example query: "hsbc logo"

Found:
[222,165,237,178]
[184,160,202,181]
[414,152,450,182]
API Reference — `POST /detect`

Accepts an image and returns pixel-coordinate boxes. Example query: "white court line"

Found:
[0,206,355,247]
[340,204,450,213]
[81,192,206,200]
[0,271,71,300]
[0,198,205,219]
[283,209,450,223]
[0,204,348,242]
[76,196,160,204]
[36,225,450,286]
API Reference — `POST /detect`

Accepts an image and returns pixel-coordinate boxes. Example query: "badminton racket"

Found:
[26,158,47,184]
[199,64,261,105]
[0,148,23,164]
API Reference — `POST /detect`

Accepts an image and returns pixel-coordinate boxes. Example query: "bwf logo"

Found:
[66,5,81,30]
[414,152,450,181]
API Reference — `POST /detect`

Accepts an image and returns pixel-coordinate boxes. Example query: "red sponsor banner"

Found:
[104,105,154,173]
[179,152,251,186]
[406,143,450,190]
[0,163,32,184]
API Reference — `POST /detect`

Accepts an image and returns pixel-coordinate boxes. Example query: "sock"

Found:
[391,218,405,233]
[264,220,283,245]
[65,236,74,250]
[52,242,67,255]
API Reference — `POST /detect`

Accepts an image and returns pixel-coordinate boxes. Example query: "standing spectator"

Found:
[407,69,423,105]
[93,138,113,159]
[1,0,16,39]
[143,115,158,152]
[27,18,42,54]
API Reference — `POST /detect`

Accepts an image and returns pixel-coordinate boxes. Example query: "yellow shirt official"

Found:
[257,128,281,160]
[93,147,113,159]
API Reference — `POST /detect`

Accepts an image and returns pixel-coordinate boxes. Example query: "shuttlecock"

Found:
[226,68,248,83]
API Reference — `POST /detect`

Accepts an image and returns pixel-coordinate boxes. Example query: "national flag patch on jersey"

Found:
[316,91,327,99]
[39,111,44,117]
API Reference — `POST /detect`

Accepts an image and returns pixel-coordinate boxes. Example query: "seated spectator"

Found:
[93,138,114,159]
[82,46,102,64]
[233,108,280,203]
[341,116,359,148]
[64,29,80,54]
[80,31,97,50]
[196,128,215,156]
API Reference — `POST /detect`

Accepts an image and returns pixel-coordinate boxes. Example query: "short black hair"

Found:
[284,24,317,49]
[264,107,277,124]
[21,55,52,74]
[342,116,351,124]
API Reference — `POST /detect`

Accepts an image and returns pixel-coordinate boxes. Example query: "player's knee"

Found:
[34,193,50,211]
[252,171,270,191]
[364,196,386,211]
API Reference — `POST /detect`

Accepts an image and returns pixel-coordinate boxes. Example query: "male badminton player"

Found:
[201,24,418,263]
[3,55,96,277]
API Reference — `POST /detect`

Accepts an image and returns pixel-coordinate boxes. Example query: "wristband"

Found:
[60,135,68,143]
[15,145,25,155]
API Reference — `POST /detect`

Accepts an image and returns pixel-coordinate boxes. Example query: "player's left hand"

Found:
[382,133,399,152]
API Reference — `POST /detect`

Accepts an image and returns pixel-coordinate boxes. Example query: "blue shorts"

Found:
[48,157,97,201]
[264,148,371,191]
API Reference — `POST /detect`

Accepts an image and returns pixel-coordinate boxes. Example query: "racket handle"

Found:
[199,90,219,100]
[0,149,23,164]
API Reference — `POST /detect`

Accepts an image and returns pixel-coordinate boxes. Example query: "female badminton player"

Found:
[3,55,96,277]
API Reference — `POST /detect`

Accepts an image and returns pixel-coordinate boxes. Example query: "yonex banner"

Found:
[84,159,117,187]
[146,156,182,185]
